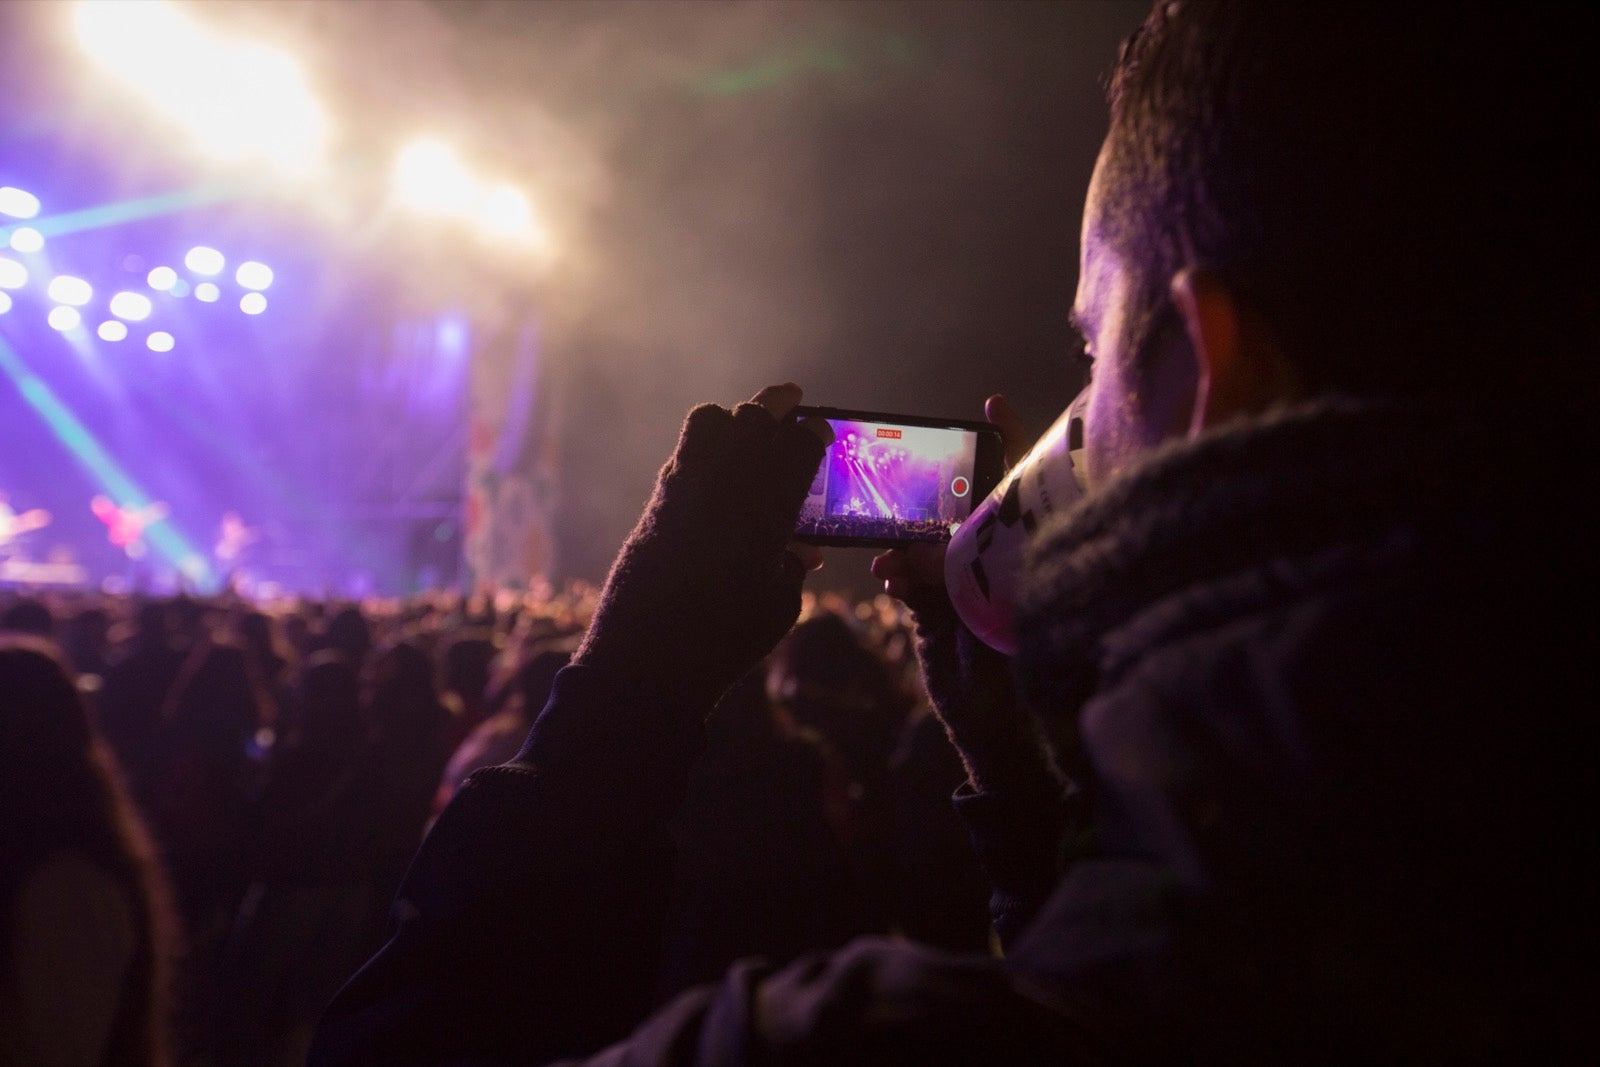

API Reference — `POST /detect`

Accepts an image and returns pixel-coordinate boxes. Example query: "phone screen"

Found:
[794,413,990,545]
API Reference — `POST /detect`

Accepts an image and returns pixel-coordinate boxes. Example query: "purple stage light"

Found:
[146,331,175,352]
[236,261,273,290]
[110,291,154,321]
[240,292,267,315]
[0,257,27,289]
[0,291,11,315]
[8,227,44,254]
[185,246,225,275]
[48,276,94,306]
[0,187,41,219]
[49,306,83,332]
[98,320,129,342]
[147,265,178,291]
[195,281,220,302]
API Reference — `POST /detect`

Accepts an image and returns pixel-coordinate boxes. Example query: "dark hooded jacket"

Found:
[310,398,1595,1064]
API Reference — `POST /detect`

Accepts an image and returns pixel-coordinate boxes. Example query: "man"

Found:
[312,3,1596,1062]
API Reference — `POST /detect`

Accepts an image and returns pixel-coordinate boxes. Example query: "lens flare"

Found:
[49,306,84,332]
[98,320,129,341]
[72,1,331,174]
[185,246,224,275]
[194,282,220,302]
[146,330,175,352]
[147,265,178,291]
[240,292,267,315]
[110,291,154,321]
[235,261,273,290]
[8,227,44,253]
[0,258,29,289]
[48,276,94,306]
[0,187,41,219]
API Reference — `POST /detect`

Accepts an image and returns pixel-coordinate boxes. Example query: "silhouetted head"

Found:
[0,597,54,638]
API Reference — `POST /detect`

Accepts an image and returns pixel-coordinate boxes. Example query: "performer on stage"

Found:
[213,511,260,566]
[0,494,51,554]
[90,495,168,559]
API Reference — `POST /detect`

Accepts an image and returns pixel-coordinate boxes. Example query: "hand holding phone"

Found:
[789,405,1006,548]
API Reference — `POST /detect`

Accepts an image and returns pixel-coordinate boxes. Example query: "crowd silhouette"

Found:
[0,584,988,1066]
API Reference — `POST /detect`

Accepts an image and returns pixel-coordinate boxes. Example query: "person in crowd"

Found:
[308,2,1596,1063]
[97,600,186,802]
[766,613,912,934]
[658,670,858,1000]
[320,606,373,675]
[149,640,264,929]
[436,648,571,809]
[216,652,372,1067]
[0,596,53,638]
[0,637,177,1067]
[438,630,498,751]
[358,639,455,932]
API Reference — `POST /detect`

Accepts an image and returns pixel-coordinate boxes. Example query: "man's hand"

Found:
[573,383,832,716]
[868,394,1063,796]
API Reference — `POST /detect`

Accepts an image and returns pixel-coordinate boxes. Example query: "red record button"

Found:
[950,476,971,497]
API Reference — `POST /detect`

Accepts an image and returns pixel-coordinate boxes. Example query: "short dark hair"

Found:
[1098,0,1598,400]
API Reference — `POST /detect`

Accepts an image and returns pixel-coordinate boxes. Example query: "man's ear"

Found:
[1170,268,1298,437]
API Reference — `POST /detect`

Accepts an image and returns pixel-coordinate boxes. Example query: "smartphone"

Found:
[790,405,1006,547]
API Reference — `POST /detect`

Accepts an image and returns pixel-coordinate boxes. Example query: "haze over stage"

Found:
[0,0,1127,597]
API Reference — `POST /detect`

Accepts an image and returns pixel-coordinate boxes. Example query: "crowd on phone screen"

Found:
[0,583,989,1066]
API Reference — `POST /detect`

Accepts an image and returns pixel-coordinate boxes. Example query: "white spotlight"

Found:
[8,227,44,254]
[235,261,273,290]
[49,306,83,332]
[146,331,175,352]
[98,320,129,342]
[194,282,220,302]
[239,292,267,315]
[185,246,224,275]
[110,291,154,321]
[394,139,476,214]
[48,276,94,306]
[0,291,11,314]
[72,1,332,175]
[147,265,178,291]
[0,187,41,219]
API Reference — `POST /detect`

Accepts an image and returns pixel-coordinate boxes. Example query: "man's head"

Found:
[1075,0,1598,488]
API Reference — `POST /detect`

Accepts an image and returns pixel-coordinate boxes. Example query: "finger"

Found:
[796,414,835,448]
[749,382,804,422]
[871,549,915,600]
[985,393,1033,468]
[786,541,825,572]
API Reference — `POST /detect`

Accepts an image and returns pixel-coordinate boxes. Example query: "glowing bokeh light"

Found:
[0,291,11,314]
[8,227,45,254]
[147,266,178,290]
[194,282,220,302]
[48,276,94,306]
[394,139,476,213]
[185,246,224,275]
[480,185,533,237]
[0,187,41,219]
[170,279,191,298]
[235,260,273,290]
[49,306,83,332]
[98,320,129,342]
[146,331,175,352]
[240,292,267,315]
[72,2,332,174]
[109,291,154,321]
[0,258,27,289]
